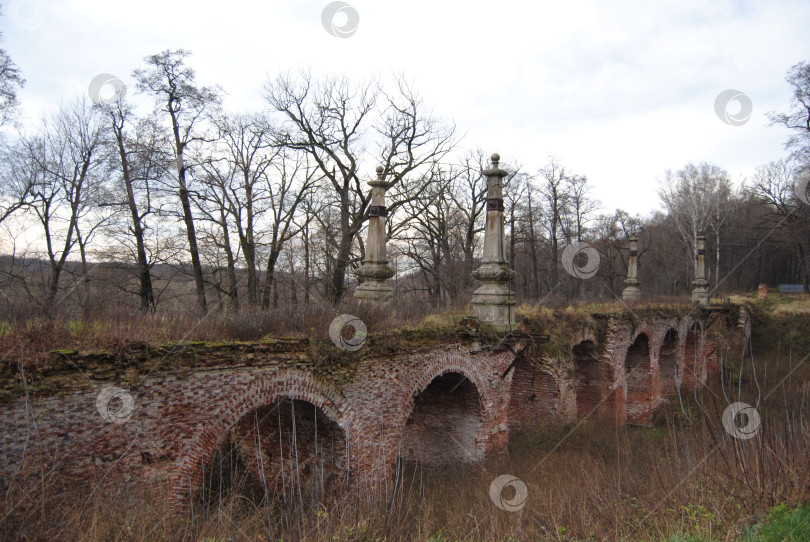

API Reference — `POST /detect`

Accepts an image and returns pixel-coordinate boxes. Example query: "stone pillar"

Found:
[621,236,641,301]
[691,232,710,307]
[356,166,395,301]
[472,153,516,332]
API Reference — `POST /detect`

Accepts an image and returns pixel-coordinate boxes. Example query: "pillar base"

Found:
[356,282,394,302]
[622,286,641,301]
[471,285,516,332]
[691,279,710,307]
[356,261,395,302]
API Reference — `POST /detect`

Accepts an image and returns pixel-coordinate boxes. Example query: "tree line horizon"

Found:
[0,48,808,317]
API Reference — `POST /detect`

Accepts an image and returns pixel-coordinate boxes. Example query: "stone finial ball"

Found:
[491,153,500,163]
[376,165,384,174]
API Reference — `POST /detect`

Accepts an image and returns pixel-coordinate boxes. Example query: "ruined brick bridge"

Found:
[0,305,749,508]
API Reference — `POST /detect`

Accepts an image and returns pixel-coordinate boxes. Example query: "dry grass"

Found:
[1,303,809,541]
[3,344,809,541]
[0,298,450,373]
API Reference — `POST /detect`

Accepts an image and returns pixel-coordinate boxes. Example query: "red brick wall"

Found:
[625,333,653,424]
[0,310,748,511]
[659,329,679,395]
[400,372,482,464]
[507,356,560,432]
[572,340,604,419]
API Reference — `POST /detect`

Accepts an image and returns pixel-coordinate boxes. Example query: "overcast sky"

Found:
[1,0,808,216]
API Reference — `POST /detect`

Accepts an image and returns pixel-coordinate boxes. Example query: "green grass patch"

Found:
[741,502,810,541]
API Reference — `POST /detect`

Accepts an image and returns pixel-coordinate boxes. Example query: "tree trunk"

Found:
[115,120,155,312]
[261,249,281,309]
[304,222,311,308]
[243,240,257,305]
[178,184,207,312]
[528,192,539,298]
[330,232,352,304]
[219,207,239,311]
[170,109,207,313]
[77,232,91,319]
[715,227,721,295]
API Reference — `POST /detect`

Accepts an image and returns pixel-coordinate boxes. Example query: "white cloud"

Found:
[1,0,808,216]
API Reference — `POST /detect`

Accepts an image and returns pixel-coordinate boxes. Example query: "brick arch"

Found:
[658,327,680,395]
[397,360,490,465]
[624,331,653,424]
[507,354,560,433]
[572,339,606,419]
[167,371,353,509]
[680,319,703,388]
[407,358,493,409]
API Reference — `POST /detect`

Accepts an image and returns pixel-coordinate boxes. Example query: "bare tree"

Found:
[0,142,34,224]
[264,72,455,303]
[0,22,24,128]
[99,100,167,311]
[134,49,222,312]
[537,157,570,289]
[213,112,278,306]
[446,151,490,293]
[196,167,241,311]
[16,99,105,310]
[523,181,544,298]
[561,173,599,299]
[658,162,730,282]
[259,148,318,309]
[750,159,810,290]
[396,165,456,305]
[768,62,810,169]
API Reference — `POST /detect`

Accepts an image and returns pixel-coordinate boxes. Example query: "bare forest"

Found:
[0,52,809,322]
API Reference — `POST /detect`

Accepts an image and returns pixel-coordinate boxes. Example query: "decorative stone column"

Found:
[356,166,395,301]
[622,236,641,301]
[471,153,516,332]
[691,232,710,307]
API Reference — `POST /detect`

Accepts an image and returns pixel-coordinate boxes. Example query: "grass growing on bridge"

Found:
[5,320,810,541]
[2,296,809,540]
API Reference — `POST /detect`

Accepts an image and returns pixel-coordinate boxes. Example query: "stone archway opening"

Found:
[625,334,652,424]
[507,354,559,434]
[197,399,347,510]
[400,372,483,465]
[683,323,701,388]
[573,340,603,419]
[659,329,679,395]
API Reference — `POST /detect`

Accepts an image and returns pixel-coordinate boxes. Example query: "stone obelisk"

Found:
[356,166,395,301]
[691,232,710,308]
[471,153,516,332]
[622,236,641,301]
